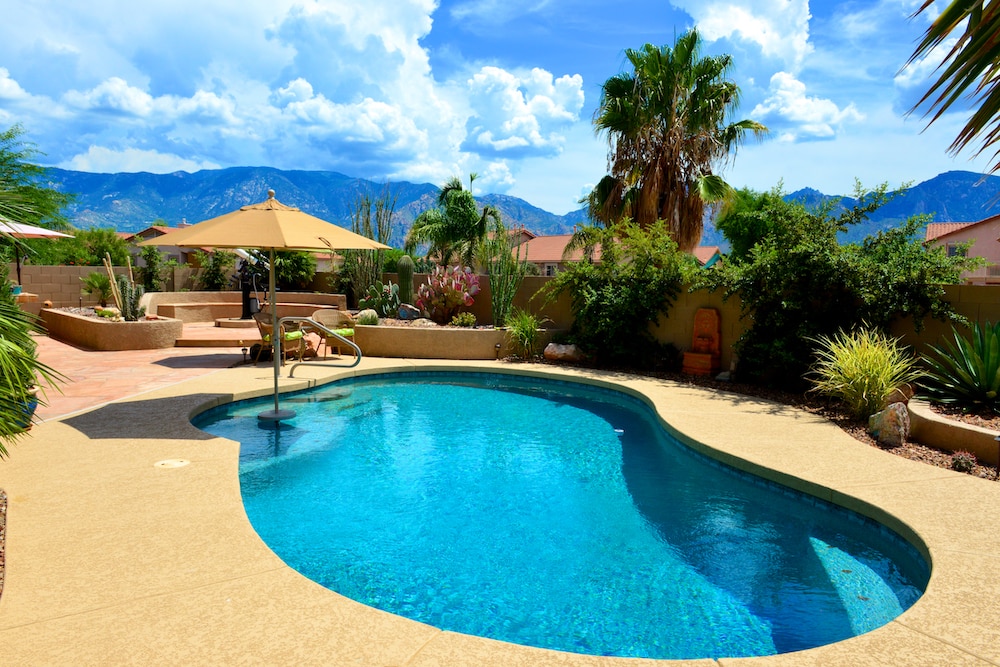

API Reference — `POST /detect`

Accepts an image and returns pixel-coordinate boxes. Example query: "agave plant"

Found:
[920,321,1000,414]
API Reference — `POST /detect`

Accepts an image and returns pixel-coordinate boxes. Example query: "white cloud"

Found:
[675,0,812,70]
[894,37,958,90]
[451,0,552,25]
[61,146,220,173]
[752,72,863,141]
[464,66,584,157]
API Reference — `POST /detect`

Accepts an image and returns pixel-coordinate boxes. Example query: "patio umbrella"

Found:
[0,220,72,285]
[139,190,389,421]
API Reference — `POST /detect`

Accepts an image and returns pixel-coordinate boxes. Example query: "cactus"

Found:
[397,254,414,305]
[416,265,480,325]
[116,274,146,322]
[358,281,400,317]
[356,309,379,325]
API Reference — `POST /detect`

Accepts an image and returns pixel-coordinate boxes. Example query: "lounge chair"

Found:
[308,308,356,357]
[253,312,306,364]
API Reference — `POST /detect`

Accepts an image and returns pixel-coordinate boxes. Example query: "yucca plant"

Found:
[920,321,1000,414]
[808,328,922,420]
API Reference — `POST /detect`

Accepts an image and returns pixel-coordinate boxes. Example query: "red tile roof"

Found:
[693,246,721,265]
[925,222,975,241]
[517,234,599,263]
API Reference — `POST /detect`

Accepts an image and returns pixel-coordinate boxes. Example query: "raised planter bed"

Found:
[40,308,183,351]
[909,399,1000,467]
[354,324,559,360]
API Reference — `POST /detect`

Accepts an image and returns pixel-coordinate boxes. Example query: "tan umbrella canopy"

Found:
[0,220,72,285]
[139,190,389,421]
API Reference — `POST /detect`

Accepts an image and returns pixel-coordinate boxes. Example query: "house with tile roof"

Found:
[513,233,720,275]
[925,214,1000,283]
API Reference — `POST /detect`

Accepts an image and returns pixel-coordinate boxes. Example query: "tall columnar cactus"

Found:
[397,254,414,305]
[116,274,146,322]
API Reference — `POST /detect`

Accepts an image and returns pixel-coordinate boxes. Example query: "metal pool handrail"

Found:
[280,315,362,378]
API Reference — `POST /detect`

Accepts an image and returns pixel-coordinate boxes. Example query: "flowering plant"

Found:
[416,265,480,324]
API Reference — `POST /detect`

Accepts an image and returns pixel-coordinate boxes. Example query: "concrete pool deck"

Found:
[1,344,999,665]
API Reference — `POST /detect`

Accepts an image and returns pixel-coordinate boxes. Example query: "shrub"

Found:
[358,281,400,317]
[920,321,1000,414]
[138,245,170,291]
[451,312,477,327]
[417,265,480,324]
[808,327,922,420]
[705,184,977,388]
[355,309,379,325]
[196,250,236,291]
[951,450,978,473]
[541,220,693,368]
[505,308,542,360]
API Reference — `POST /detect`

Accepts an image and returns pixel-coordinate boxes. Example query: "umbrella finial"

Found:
[267,189,275,199]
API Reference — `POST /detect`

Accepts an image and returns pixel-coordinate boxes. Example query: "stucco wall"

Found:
[40,308,183,351]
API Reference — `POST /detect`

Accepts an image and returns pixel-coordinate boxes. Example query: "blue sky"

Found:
[0,0,990,215]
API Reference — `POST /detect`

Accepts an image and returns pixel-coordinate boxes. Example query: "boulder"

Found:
[544,343,584,362]
[868,402,910,448]
[398,304,421,320]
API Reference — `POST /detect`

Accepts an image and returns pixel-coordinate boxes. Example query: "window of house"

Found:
[545,264,557,276]
[946,243,967,257]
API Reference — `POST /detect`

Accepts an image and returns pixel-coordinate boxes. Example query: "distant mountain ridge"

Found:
[46,166,578,247]
[45,166,1000,248]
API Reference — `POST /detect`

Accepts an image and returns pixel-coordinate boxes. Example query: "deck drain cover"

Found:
[154,459,190,469]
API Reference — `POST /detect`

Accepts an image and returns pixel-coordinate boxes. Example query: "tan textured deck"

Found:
[1,347,999,665]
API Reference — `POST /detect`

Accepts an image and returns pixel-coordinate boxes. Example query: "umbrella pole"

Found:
[14,244,21,285]
[258,248,295,422]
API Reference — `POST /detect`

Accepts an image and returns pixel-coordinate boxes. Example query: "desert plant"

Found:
[478,216,528,328]
[920,321,1000,414]
[355,309,380,325]
[506,308,543,360]
[808,328,922,420]
[416,265,480,325]
[451,312,477,327]
[951,450,978,474]
[397,254,415,305]
[358,281,401,317]
[115,273,146,321]
[81,271,112,307]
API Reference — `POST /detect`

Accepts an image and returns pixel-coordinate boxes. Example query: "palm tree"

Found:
[590,29,767,252]
[404,174,500,266]
[905,1,1000,173]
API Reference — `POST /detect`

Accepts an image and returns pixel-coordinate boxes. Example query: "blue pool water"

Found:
[195,372,929,660]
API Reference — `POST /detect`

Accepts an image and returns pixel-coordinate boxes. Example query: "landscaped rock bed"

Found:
[530,358,1000,481]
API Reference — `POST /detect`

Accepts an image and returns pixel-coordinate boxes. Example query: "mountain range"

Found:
[45,167,1000,248]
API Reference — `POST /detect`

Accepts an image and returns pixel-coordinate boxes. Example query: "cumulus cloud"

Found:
[675,0,812,70]
[752,72,863,141]
[61,146,220,173]
[894,37,958,90]
[464,67,584,157]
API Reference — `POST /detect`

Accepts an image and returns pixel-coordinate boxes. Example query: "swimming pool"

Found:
[195,371,929,660]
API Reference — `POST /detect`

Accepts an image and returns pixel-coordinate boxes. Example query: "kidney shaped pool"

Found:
[194,371,929,660]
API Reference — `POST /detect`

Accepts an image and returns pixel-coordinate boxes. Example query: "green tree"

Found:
[542,220,696,367]
[404,174,499,266]
[704,183,978,388]
[589,29,767,252]
[273,251,317,290]
[905,1,1000,173]
[137,245,171,291]
[195,250,236,291]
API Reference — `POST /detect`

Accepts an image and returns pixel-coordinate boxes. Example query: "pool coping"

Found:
[1,357,998,666]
